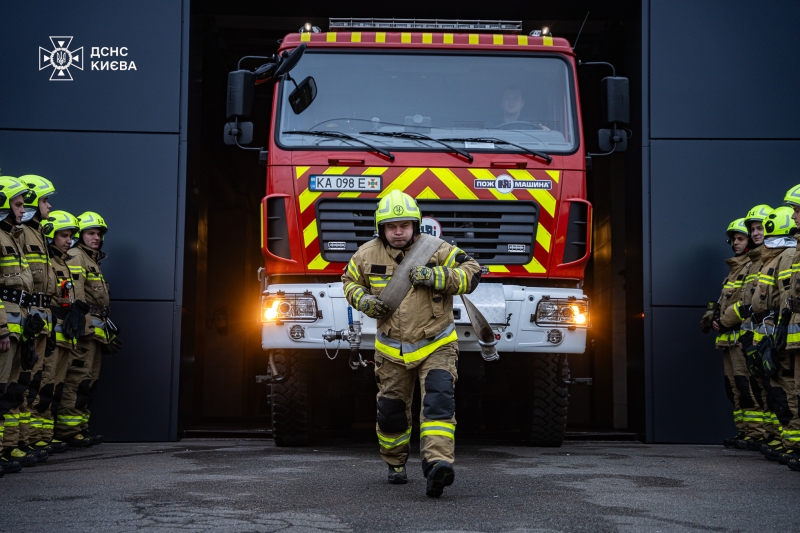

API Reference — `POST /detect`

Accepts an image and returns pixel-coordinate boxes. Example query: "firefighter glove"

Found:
[759,337,778,378]
[63,300,90,339]
[20,314,45,371]
[358,295,390,319]
[700,311,714,334]
[102,336,123,355]
[409,265,447,290]
[45,330,56,357]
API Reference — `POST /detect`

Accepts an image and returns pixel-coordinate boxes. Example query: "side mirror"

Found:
[224,121,253,146]
[226,70,255,120]
[274,43,307,78]
[601,76,630,125]
[288,76,317,114]
[598,128,628,153]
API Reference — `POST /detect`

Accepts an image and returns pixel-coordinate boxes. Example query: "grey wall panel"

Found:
[650,0,800,139]
[0,0,182,132]
[651,308,735,444]
[90,301,174,441]
[650,139,799,307]
[0,130,179,301]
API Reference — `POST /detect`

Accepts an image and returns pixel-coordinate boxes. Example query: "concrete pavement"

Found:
[2,439,799,532]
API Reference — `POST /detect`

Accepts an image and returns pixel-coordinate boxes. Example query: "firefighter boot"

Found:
[387,464,408,485]
[735,436,759,450]
[0,455,21,474]
[425,460,455,498]
[83,431,103,445]
[47,440,68,453]
[746,438,769,452]
[778,449,800,465]
[787,457,800,471]
[723,432,745,448]
[3,448,36,467]
[765,444,789,461]
[64,434,93,448]
[19,444,48,462]
[761,439,782,456]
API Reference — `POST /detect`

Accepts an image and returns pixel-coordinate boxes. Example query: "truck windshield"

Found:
[278,51,577,154]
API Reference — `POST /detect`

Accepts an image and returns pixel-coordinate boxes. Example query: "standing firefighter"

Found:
[17,175,61,456]
[703,218,759,448]
[341,190,481,497]
[748,206,797,462]
[62,212,118,446]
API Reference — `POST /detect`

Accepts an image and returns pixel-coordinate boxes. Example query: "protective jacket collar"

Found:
[75,242,107,263]
[725,253,750,272]
[764,236,796,249]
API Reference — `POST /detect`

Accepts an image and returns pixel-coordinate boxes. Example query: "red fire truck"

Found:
[224,19,629,447]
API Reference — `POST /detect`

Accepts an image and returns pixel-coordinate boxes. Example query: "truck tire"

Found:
[270,350,310,447]
[520,353,570,447]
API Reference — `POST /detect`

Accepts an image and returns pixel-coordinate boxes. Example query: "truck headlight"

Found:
[534,298,589,328]
[261,293,319,322]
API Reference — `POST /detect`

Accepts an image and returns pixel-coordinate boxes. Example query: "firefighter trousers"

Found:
[0,339,23,449]
[779,350,800,450]
[723,346,765,439]
[19,335,47,445]
[29,341,70,443]
[767,350,797,448]
[56,338,97,439]
[374,342,457,476]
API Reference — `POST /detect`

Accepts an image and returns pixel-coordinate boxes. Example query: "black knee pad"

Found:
[771,387,792,425]
[749,377,764,408]
[734,376,755,408]
[723,376,734,405]
[75,379,92,409]
[423,369,455,420]
[35,383,54,413]
[377,397,408,433]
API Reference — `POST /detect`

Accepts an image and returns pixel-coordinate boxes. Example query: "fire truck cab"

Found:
[224,19,629,447]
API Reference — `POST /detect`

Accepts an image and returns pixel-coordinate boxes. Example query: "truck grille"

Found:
[315,198,539,264]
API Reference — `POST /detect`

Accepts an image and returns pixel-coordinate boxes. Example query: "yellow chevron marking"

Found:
[469,34,479,45]
[401,33,411,43]
[508,169,556,217]
[325,167,350,175]
[339,192,361,198]
[326,33,336,42]
[301,33,310,42]
[308,253,330,270]
[351,32,361,42]
[299,189,321,213]
[469,169,515,200]
[543,36,553,46]
[416,186,439,199]
[303,221,318,247]
[431,168,478,200]
[422,33,432,44]
[493,34,503,45]
[523,257,547,273]
[488,265,510,273]
[443,33,453,44]
[378,167,426,197]
[296,166,310,179]
[364,167,388,175]
[376,32,386,43]
[545,170,560,183]
[536,225,552,252]
[517,35,528,46]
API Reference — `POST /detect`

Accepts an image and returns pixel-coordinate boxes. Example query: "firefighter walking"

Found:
[342,190,481,497]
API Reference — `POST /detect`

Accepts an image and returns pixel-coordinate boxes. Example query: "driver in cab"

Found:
[497,87,550,130]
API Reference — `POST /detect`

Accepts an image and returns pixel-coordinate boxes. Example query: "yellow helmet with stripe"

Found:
[744,204,772,226]
[20,175,56,207]
[763,206,797,237]
[77,211,108,236]
[43,210,79,240]
[784,184,800,207]
[726,218,748,241]
[0,176,31,210]
[374,190,421,233]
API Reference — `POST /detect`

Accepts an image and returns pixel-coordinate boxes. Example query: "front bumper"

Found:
[261,282,587,354]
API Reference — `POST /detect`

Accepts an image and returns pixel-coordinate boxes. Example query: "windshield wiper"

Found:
[283,130,395,161]
[359,131,473,163]
[438,137,552,164]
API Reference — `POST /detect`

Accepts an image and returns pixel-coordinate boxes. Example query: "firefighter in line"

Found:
[341,190,481,497]
[62,212,116,446]
[16,175,65,457]
[28,210,80,454]
[0,176,38,473]
[703,218,761,448]
[748,206,797,463]
[777,185,800,471]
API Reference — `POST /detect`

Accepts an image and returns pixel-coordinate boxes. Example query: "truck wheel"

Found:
[520,353,570,447]
[270,350,310,447]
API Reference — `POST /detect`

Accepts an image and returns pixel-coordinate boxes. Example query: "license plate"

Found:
[309,175,383,192]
